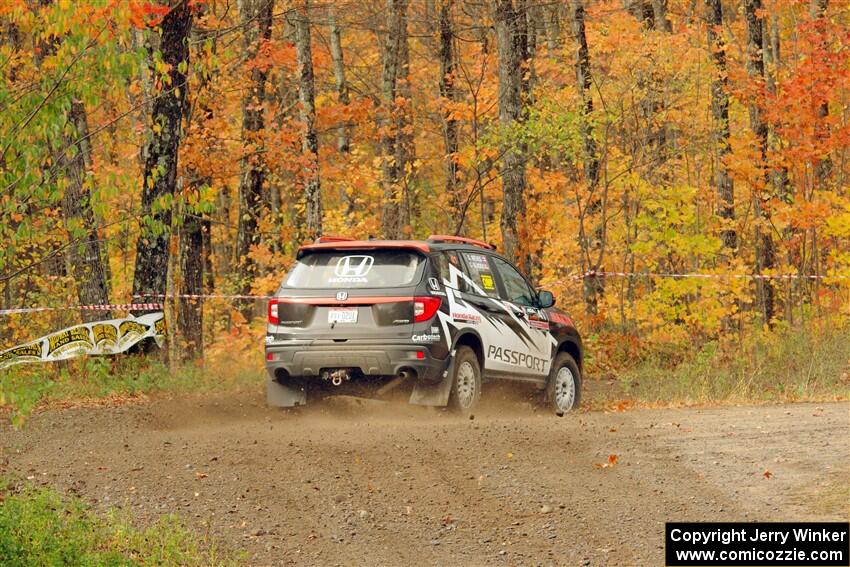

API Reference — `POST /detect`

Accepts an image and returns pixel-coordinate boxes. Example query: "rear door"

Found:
[271,249,425,340]
[453,251,527,375]
[489,256,554,378]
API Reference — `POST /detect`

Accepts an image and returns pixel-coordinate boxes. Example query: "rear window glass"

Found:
[283,250,424,289]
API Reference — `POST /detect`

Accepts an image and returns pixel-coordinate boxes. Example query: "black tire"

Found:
[546,352,582,415]
[448,346,482,416]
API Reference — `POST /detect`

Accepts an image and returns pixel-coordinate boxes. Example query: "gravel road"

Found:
[1,389,847,566]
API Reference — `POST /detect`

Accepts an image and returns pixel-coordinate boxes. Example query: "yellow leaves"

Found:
[824,211,850,238]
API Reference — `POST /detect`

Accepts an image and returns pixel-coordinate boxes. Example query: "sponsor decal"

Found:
[265,335,275,344]
[487,345,547,372]
[412,333,441,343]
[118,320,148,349]
[119,320,147,338]
[452,312,481,324]
[0,313,165,370]
[528,319,550,331]
[47,326,93,356]
[329,255,374,284]
[0,343,43,366]
[92,323,118,346]
[480,273,495,290]
[465,253,490,270]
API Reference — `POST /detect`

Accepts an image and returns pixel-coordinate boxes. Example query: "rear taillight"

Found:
[413,296,441,322]
[268,299,279,325]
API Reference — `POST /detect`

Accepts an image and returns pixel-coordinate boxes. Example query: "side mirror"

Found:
[537,290,555,308]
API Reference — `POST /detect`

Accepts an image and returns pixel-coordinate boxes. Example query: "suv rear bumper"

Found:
[265,340,448,385]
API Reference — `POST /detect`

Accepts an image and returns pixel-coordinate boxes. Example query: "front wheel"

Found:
[448,346,482,416]
[546,352,582,415]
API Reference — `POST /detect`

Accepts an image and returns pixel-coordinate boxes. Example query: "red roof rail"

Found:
[315,235,355,243]
[428,234,495,250]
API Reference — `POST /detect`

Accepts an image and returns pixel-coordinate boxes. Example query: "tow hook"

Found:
[325,369,351,386]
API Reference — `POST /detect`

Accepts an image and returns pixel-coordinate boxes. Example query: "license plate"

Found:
[328,308,358,324]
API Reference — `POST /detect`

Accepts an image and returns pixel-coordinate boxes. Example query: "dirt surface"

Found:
[1,388,847,566]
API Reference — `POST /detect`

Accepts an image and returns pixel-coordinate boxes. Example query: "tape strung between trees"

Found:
[0,313,166,371]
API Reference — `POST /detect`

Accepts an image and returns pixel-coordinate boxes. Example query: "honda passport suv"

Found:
[264,235,583,415]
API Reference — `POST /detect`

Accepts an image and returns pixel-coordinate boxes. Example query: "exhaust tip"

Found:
[398,367,418,381]
[274,368,290,383]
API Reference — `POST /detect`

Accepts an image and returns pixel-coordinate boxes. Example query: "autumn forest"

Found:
[1,0,849,370]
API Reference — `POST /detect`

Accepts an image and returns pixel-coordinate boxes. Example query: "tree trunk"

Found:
[811,0,831,189]
[296,0,322,240]
[131,1,192,314]
[763,7,789,204]
[545,2,561,51]
[380,0,410,239]
[629,0,673,187]
[25,0,111,320]
[201,217,213,294]
[234,0,273,316]
[1,17,22,81]
[327,8,355,222]
[744,0,775,324]
[328,8,350,154]
[61,99,112,321]
[396,0,415,234]
[176,8,218,360]
[705,0,736,252]
[570,0,603,314]
[439,0,462,233]
[626,0,655,28]
[652,0,672,32]
[493,0,531,274]
[178,213,204,358]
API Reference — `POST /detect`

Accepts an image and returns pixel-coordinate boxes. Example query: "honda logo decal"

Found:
[336,291,348,301]
[334,255,374,278]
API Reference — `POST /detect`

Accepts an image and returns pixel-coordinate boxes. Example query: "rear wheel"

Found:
[546,352,582,415]
[448,346,481,416]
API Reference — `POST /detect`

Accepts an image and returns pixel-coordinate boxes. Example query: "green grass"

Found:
[0,354,264,427]
[610,321,850,405]
[0,481,242,566]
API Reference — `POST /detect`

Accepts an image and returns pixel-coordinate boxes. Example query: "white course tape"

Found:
[0,312,166,370]
[546,270,850,286]
[3,271,846,317]
[0,303,163,316]
[134,293,273,300]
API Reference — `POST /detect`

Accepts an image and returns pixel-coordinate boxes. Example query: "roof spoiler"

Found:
[314,235,354,243]
[427,234,495,250]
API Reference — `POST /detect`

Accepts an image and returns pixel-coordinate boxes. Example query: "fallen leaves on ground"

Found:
[595,454,619,469]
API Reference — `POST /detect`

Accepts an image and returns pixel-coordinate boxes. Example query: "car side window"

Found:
[432,251,459,288]
[492,257,536,307]
[459,252,500,298]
